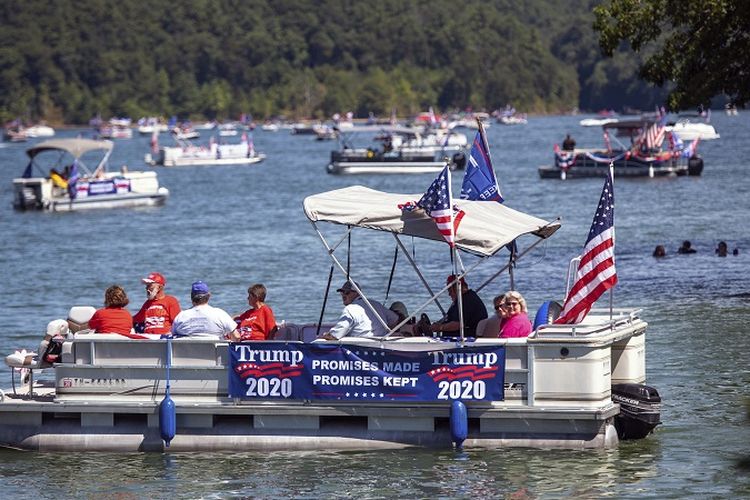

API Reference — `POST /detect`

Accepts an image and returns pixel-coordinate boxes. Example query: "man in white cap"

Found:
[319,281,398,340]
[171,281,237,339]
[133,272,181,335]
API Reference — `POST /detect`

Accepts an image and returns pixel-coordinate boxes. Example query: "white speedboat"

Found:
[0,185,659,452]
[24,124,55,137]
[147,135,266,167]
[666,116,720,140]
[579,117,618,127]
[12,138,168,211]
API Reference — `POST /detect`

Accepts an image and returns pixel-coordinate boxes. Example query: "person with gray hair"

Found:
[499,290,532,338]
[171,281,237,339]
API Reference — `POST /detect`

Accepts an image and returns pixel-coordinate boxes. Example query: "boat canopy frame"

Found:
[304,186,561,338]
[24,138,114,178]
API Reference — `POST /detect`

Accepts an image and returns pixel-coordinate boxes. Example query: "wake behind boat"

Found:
[12,138,168,211]
[327,125,468,175]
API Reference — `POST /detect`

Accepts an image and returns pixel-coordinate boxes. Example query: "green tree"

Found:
[594,0,750,109]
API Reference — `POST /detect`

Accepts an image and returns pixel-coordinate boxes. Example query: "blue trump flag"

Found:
[21,161,33,179]
[67,159,79,199]
[460,120,503,202]
[228,343,505,402]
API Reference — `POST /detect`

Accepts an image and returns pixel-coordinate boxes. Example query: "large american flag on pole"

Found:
[400,165,464,247]
[555,168,617,324]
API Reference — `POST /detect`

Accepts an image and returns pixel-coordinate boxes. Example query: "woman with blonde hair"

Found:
[499,290,532,338]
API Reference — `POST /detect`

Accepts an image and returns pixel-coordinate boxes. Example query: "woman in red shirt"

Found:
[88,285,135,336]
[232,283,277,341]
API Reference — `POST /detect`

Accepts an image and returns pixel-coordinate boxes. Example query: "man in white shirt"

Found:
[171,281,237,339]
[319,281,398,340]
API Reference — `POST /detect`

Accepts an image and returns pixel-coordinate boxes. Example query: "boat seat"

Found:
[68,306,96,333]
[273,323,301,341]
[476,316,502,338]
[4,319,70,396]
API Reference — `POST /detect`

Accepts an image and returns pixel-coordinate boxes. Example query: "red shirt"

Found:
[236,305,276,341]
[133,295,181,334]
[89,307,133,335]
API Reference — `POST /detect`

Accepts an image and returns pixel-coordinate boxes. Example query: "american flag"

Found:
[401,165,464,247]
[640,112,668,150]
[555,168,617,324]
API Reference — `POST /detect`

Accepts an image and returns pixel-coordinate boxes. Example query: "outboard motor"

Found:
[611,383,662,440]
[687,155,704,176]
[450,151,467,171]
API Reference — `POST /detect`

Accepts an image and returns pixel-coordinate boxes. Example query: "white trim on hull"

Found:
[44,190,169,211]
[327,161,446,175]
[163,154,266,167]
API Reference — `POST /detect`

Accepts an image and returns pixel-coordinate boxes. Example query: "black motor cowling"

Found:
[450,151,467,170]
[688,155,704,176]
[612,383,662,440]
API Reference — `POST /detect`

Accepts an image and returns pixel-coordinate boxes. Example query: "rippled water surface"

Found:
[0,114,748,497]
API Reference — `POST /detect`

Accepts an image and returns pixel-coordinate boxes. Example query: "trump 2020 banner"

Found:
[228,343,505,401]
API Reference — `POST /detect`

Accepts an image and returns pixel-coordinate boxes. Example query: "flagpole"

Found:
[447,164,464,341]
[609,162,615,322]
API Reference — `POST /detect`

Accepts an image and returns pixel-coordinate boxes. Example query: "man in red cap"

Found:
[133,272,181,335]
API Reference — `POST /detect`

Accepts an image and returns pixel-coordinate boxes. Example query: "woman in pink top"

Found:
[499,291,532,338]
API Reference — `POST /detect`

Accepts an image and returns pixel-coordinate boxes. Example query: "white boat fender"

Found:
[450,400,468,449]
[159,337,176,447]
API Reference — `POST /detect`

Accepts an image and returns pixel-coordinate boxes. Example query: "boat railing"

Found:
[531,308,645,342]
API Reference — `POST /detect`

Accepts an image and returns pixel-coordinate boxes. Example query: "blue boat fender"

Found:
[159,394,176,447]
[159,337,176,447]
[532,300,563,330]
[450,400,468,449]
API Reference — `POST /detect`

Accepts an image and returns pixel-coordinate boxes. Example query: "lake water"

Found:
[0,114,748,497]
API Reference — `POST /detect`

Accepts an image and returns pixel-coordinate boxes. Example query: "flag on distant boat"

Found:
[555,167,617,324]
[460,121,503,202]
[554,144,575,169]
[682,137,699,158]
[400,165,464,247]
[22,161,33,179]
[67,159,80,199]
[639,110,668,151]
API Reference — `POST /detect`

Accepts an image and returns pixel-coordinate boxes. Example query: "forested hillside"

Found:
[0,0,668,124]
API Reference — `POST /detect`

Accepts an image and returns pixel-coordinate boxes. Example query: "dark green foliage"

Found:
[0,0,670,123]
[594,0,749,110]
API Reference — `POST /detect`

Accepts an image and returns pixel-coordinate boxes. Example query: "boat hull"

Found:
[0,311,650,451]
[12,174,169,211]
[539,154,690,179]
[328,160,447,175]
[161,155,265,167]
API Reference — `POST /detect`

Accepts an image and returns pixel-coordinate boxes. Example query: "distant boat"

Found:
[147,133,265,167]
[326,125,467,175]
[579,117,618,127]
[665,114,720,141]
[539,118,703,179]
[97,118,133,139]
[13,138,168,211]
[24,124,55,137]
